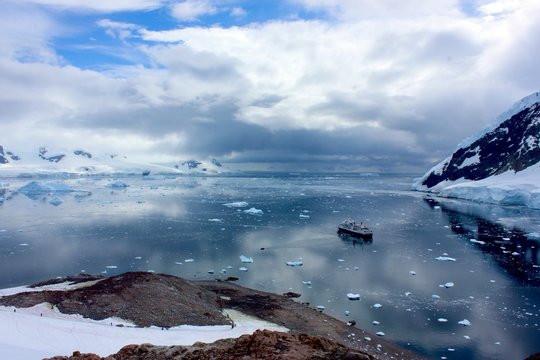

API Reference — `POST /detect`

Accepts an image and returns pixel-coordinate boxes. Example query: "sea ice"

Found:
[373,303,382,308]
[376,332,385,336]
[184,259,195,263]
[443,282,455,288]
[347,293,360,300]
[372,321,380,325]
[240,255,253,263]
[243,207,264,215]
[437,318,448,322]
[19,181,75,195]
[409,271,417,275]
[208,218,223,222]
[239,267,248,272]
[316,305,326,311]
[106,265,117,269]
[302,281,312,286]
[432,294,441,299]
[458,319,471,326]
[299,214,310,219]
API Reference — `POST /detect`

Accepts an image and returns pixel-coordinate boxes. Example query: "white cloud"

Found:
[230,6,247,18]
[170,0,217,21]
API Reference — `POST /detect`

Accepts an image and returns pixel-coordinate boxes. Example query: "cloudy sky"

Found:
[0,0,538,172]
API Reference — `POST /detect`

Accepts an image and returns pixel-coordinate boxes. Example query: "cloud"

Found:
[0,0,539,172]
[170,0,217,21]
[7,0,164,12]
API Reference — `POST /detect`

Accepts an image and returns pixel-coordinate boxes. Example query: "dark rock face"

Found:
[38,146,66,163]
[182,160,202,169]
[420,96,540,189]
[211,158,222,167]
[0,146,7,164]
[73,150,92,159]
[6,151,20,161]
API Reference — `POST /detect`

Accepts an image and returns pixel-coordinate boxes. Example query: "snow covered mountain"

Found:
[414,92,540,208]
[0,146,225,177]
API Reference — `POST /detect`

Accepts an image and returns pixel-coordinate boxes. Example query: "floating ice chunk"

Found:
[134,256,142,260]
[443,282,454,288]
[286,260,304,267]
[174,262,183,265]
[108,181,128,190]
[337,259,345,262]
[239,267,248,272]
[240,255,253,263]
[243,207,264,215]
[434,206,441,209]
[437,318,448,322]
[526,232,540,240]
[470,239,486,245]
[208,218,223,222]
[432,294,441,299]
[458,319,471,326]
[373,303,382,308]
[316,305,326,311]
[49,197,63,206]
[464,335,471,339]
[376,332,385,337]
[223,201,248,208]
[436,256,456,262]
[354,266,359,270]
[364,336,371,341]
[345,310,350,316]
[184,258,195,263]
[409,271,417,275]
[405,292,412,296]
[502,237,511,241]
[511,252,520,256]
[208,270,214,274]
[106,265,117,269]
[299,214,310,219]
[302,281,312,286]
[19,243,29,246]
[347,293,360,300]
[372,321,380,325]
[19,181,75,195]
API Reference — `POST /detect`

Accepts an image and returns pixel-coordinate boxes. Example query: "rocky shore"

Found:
[0,272,424,359]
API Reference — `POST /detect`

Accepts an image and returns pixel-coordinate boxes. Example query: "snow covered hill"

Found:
[0,145,225,177]
[414,92,540,208]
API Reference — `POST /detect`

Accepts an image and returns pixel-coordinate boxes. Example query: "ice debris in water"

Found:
[184,259,195,263]
[19,181,75,195]
[405,292,412,296]
[443,282,454,288]
[373,303,382,308]
[372,321,380,325]
[376,332,385,337]
[409,271,417,275]
[432,294,441,299]
[435,256,456,262]
[458,319,471,326]
[470,239,486,245]
[106,265,118,269]
[317,305,326,311]
[223,201,248,208]
[302,281,312,286]
[437,318,448,322]
[240,255,253,263]
[239,267,248,272]
[208,218,223,222]
[286,259,304,267]
[48,197,63,206]
[299,214,310,219]
[345,310,350,316]
[526,232,540,240]
[243,207,264,215]
[108,181,128,190]
[347,293,360,300]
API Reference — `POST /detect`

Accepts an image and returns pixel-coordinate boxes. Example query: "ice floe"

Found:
[286,260,303,267]
[223,201,248,208]
[108,181,129,190]
[437,318,448,322]
[435,256,456,262]
[347,293,360,300]
[238,267,248,272]
[458,319,471,326]
[240,255,253,263]
[373,303,382,308]
[243,207,264,215]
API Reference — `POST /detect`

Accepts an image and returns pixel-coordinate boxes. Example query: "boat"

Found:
[337,220,373,239]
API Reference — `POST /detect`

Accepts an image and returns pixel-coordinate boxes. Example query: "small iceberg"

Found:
[48,197,63,206]
[299,214,310,219]
[373,303,382,308]
[443,282,455,288]
[18,181,74,196]
[243,207,263,215]
[108,181,129,190]
[376,332,385,337]
[316,305,326,311]
[458,319,471,326]
[435,256,456,262]
[239,267,248,272]
[437,318,448,323]
[286,260,304,267]
[347,293,360,300]
[240,255,253,263]
[223,201,248,208]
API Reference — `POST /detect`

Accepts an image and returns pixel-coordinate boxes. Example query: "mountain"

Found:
[0,146,225,177]
[414,92,540,208]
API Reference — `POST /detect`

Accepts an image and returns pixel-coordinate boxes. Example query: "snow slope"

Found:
[414,92,540,208]
[0,283,288,359]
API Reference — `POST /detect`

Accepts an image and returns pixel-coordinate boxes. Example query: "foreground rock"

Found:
[2,272,423,359]
[47,329,371,360]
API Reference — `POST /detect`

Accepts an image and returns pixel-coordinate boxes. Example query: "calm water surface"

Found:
[0,173,539,359]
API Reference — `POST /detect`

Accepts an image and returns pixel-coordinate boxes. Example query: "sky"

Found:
[0,0,539,172]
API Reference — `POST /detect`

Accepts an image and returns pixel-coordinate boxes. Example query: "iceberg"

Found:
[347,293,360,300]
[18,181,74,196]
[243,207,263,215]
[458,319,471,326]
[435,256,456,262]
[239,255,253,263]
[108,181,129,190]
[223,201,248,208]
[48,197,63,206]
[286,260,303,267]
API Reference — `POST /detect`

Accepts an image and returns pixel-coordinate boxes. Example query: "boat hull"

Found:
[337,227,373,239]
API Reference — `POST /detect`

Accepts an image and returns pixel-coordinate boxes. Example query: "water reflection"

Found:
[424,197,540,286]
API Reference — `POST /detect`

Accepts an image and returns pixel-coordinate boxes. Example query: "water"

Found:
[1,173,539,359]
